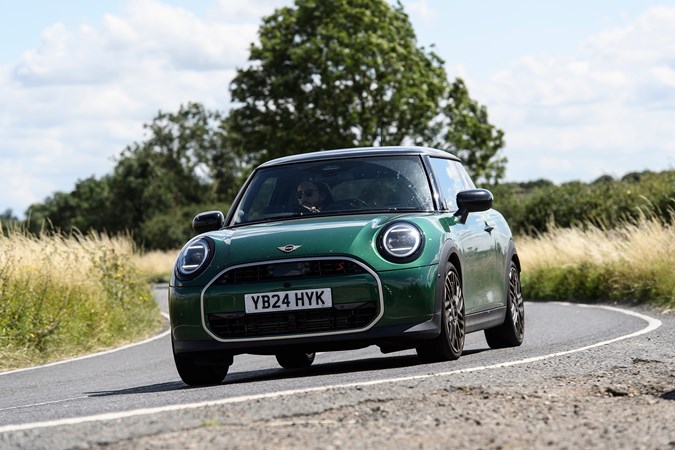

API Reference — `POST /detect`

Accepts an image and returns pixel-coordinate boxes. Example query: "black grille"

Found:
[208,302,377,338]
[218,259,366,285]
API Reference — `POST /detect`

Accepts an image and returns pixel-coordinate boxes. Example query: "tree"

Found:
[228,0,447,160]
[426,79,506,184]
[106,103,239,237]
[228,0,507,182]
[25,103,240,247]
[26,176,111,234]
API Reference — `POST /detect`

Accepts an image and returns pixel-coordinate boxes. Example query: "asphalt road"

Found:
[0,285,668,448]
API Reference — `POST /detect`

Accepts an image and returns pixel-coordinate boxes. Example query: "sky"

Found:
[1,0,675,218]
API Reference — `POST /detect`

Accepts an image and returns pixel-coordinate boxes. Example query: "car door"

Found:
[428,157,501,314]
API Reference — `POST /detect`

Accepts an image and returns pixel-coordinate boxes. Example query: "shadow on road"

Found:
[224,347,486,386]
[86,381,189,397]
[85,347,487,396]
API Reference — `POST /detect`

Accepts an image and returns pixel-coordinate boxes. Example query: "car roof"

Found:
[258,146,461,168]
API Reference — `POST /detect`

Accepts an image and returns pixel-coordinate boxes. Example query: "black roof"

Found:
[258,146,460,168]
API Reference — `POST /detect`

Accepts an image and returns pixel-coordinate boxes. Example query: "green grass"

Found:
[518,216,675,308]
[0,229,162,371]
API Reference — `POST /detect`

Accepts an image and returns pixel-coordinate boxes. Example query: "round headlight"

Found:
[378,222,424,263]
[176,237,213,279]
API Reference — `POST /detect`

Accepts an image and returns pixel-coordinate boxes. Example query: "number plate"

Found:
[244,288,332,314]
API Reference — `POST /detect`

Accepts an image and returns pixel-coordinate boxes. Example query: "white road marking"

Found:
[0,313,170,377]
[0,397,90,413]
[0,304,662,434]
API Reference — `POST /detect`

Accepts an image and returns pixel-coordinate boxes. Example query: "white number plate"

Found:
[244,288,332,314]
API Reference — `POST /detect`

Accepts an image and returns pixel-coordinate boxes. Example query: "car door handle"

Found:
[484,223,495,233]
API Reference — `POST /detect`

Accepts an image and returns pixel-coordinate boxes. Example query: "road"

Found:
[0,285,671,449]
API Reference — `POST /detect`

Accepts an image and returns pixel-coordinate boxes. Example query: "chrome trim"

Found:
[200,256,385,343]
[277,244,302,253]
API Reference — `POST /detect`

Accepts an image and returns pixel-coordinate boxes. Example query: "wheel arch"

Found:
[509,240,521,273]
[506,239,520,291]
[435,240,462,316]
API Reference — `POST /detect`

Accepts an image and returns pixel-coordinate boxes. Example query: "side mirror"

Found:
[192,211,225,234]
[454,189,493,223]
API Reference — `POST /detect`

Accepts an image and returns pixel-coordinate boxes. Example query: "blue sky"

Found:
[1,0,674,217]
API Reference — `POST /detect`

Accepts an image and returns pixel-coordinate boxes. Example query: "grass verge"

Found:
[133,249,178,283]
[518,216,674,308]
[0,230,163,371]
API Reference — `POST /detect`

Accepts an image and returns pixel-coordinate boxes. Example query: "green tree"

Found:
[228,0,506,182]
[26,176,111,235]
[426,78,506,184]
[25,103,241,248]
[106,103,239,238]
[228,0,447,158]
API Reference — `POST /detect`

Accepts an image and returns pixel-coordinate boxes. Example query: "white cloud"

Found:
[0,0,285,217]
[472,5,675,183]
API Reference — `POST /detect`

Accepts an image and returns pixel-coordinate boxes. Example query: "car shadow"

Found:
[85,347,488,396]
[86,381,190,396]
[224,347,486,386]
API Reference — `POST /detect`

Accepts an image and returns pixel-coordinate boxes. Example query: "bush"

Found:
[517,216,675,307]
[0,230,162,370]
[489,170,675,235]
[138,202,231,250]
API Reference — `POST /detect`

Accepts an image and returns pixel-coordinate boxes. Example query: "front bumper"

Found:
[170,259,439,352]
[172,315,441,355]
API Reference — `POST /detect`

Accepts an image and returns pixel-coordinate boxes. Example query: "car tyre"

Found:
[172,339,230,386]
[416,262,465,362]
[484,261,525,348]
[275,351,316,369]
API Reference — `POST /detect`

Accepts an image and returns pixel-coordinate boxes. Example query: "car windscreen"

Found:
[231,155,434,225]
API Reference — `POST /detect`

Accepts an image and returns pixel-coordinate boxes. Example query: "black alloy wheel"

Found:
[484,261,525,348]
[416,262,465,362]
[172,338,230,386]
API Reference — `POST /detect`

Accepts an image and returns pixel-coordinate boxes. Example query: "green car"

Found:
[170,147,524,386]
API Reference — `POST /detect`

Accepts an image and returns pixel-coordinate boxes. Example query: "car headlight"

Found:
[175,237,214,280]
[377,222,424,263]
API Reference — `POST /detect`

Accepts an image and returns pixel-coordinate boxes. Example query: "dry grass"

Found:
[133,249,179,283]
[518,217,675,306]
[0,228,161,370]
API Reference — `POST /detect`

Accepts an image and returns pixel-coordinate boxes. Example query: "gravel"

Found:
[95,358,675,450]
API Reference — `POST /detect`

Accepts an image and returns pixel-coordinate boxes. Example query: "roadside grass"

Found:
[133,249,178,284]
[0,229,162,371]
[518,216,674,308]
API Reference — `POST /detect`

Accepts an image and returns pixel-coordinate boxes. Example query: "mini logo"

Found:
[278,244,302,253]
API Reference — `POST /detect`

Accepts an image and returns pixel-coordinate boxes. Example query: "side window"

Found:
[455,162,476,189]
[429,158,473,210]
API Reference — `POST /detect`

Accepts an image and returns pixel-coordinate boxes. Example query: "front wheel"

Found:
[484,261,525,348]
[416,262,465,362]
[172,339,231,386]
[275,351,316,369]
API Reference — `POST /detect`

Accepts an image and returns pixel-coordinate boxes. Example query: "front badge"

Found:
[278,244,302,253]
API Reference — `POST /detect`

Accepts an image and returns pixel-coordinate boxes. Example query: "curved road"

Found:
[0,285,666,441]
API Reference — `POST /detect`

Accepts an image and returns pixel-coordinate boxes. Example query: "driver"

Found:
[297,180,330,212]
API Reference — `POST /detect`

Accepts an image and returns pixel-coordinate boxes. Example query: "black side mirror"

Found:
[192,211,225,234]
[454,189,493,223]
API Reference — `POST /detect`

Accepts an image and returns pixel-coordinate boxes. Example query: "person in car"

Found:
[297,180,331,212]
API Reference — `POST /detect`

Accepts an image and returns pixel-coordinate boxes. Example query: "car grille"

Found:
[217,259,367,285]
[208,302,377,338]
